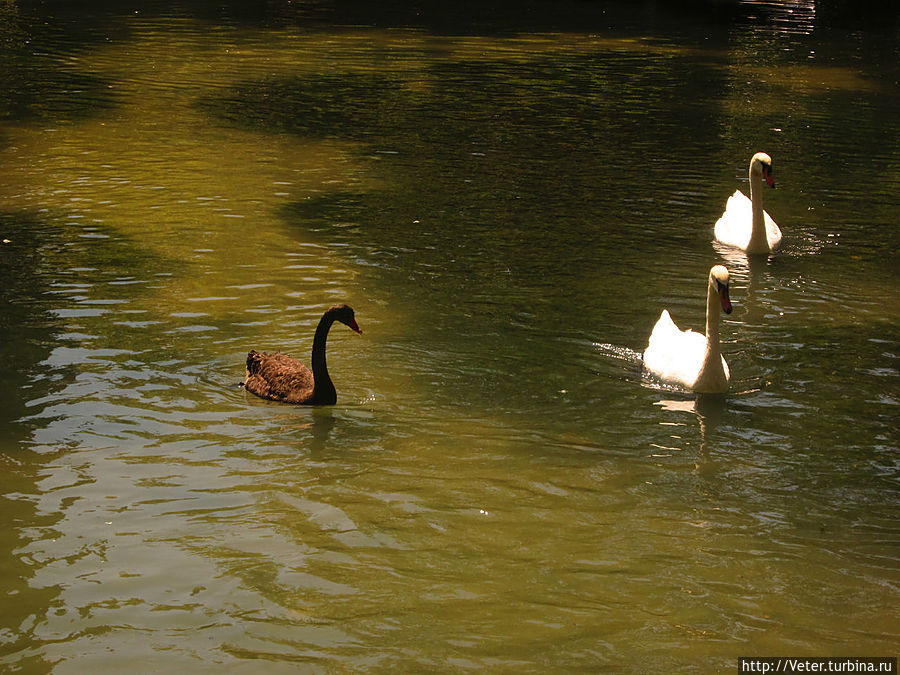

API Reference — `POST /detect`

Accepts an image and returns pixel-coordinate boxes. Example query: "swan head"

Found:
[328,304,362,334]
[751,152,776,188]
[710,265,733,314]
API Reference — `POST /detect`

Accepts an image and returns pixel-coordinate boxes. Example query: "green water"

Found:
[1,1,898,671]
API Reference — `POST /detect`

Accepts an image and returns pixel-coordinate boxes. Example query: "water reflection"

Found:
[655,395,728,473]
[713,242,773,320]
[742,0,817,35]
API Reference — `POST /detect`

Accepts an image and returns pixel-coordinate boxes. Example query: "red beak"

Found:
[348,318,362,334]
[764,168,776,189]
[720,286,733,314]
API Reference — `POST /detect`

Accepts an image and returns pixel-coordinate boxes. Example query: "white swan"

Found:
[714,152,782,254]
[643,265,733,394]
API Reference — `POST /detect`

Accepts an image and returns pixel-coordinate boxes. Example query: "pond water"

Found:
[1,1,898,671]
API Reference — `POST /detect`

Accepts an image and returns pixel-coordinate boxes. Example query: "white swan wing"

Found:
[714,189,782,251]
[764,210,783,250]
[643,310,708,390]
[714,190,753,248]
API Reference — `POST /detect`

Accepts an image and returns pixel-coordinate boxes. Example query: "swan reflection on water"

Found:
[712,242,771,319]
[655,395,729,472]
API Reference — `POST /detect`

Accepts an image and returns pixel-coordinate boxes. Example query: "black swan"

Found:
[244,304,361,405]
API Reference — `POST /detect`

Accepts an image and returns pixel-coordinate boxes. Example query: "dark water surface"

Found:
[1,1,898,671]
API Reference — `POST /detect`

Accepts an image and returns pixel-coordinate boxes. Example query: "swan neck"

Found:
[696,280,730,392]
[705,281,722,350]
[311,314,336,401]
[748,164,766,246]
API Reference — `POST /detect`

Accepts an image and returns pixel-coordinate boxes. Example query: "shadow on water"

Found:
[0,212,73,439]
[0,212,71,672]
[0,6,121,142]
[2,0,737,38]
[17,0,897,34]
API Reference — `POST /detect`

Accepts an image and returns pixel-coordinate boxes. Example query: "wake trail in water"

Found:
[593,342,644,366]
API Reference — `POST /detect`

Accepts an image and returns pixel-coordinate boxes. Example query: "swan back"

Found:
[245,350,316,403]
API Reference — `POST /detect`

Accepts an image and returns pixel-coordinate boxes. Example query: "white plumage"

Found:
[643,266,733,394]
[714,152,782,254]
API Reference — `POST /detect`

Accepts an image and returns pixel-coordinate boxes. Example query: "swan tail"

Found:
[643,310,679,369]
[246,349,265,375]
[648,309,678,342]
